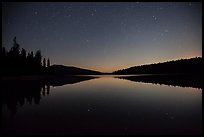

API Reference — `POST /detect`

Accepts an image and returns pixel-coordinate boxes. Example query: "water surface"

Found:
[1,75,202,135]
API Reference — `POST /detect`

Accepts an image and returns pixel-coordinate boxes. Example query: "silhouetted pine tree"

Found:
[20,48,26,59]
[43,58,46,68]
[34,50,42,73]
[1,37,51,75]
[47,58,50,67]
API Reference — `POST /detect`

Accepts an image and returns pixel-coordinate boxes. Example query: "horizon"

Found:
[49,56,201,73]
[2,2,202,73]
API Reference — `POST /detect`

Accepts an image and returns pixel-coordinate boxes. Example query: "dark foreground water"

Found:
[1,75,202,135]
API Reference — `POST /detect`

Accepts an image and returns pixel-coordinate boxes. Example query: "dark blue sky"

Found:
[2,2,202,72]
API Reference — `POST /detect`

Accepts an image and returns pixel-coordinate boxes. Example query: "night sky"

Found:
[2,2,202,72]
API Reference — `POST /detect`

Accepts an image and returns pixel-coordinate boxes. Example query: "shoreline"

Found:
[1,73,201,80]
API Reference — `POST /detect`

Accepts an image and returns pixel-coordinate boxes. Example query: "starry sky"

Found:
[2,2,202,72]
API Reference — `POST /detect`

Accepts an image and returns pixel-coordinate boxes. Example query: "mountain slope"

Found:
[46,65,102,75]
[113,57,202,75]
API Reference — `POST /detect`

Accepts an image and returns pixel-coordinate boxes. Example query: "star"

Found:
[152,15,157,20]
[158,7,164,10]
[164,29,169,33]
[34,11,38,15]
[90,9,97,17]
[170,116,175,120]
[64,14,71,18]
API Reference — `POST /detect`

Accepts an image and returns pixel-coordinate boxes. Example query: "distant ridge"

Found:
[113,57,202,75]
[46,65,102,75]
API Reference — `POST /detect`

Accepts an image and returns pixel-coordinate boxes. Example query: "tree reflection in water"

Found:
[1,76,97,117]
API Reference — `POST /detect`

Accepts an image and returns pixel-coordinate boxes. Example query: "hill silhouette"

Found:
[46,65,102,75]
[113,57,202,75]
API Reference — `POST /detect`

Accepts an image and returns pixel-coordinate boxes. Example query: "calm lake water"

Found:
[1,75,202,135]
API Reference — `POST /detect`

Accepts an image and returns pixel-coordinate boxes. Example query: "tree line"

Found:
[113,57,202,75]
[1,37,50,75]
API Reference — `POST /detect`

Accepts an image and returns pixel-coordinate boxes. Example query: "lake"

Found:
[1,75,202,135]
